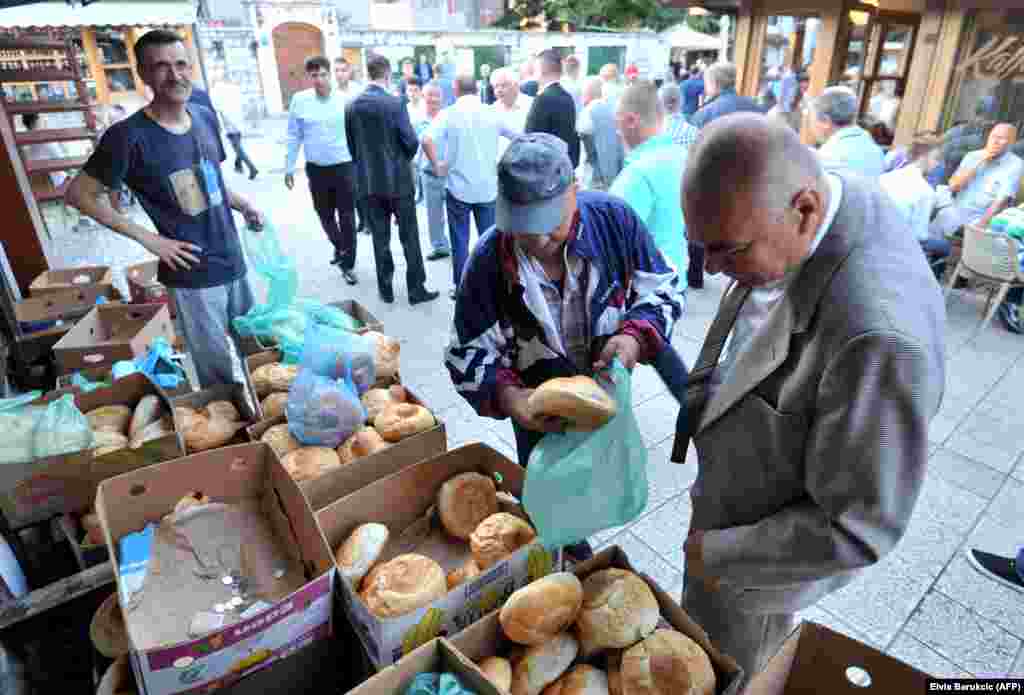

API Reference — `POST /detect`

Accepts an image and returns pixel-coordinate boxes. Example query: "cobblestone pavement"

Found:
[40,118,1024,677]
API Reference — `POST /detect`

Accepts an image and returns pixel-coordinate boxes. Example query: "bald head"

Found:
[581,76,603,105]
[987,122,1019,159]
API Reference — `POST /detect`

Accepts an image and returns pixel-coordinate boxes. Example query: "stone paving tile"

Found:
[928,413,963,447]
[598,529,684,600]
[1012,646,1024,677]
[632,393,680,448]
[983,476,1024,530]
[631,364,668,406]
[630,494,691,561]
[946,409,1024,473]
[887,633,972,677]
[927,447,1008,499]
[905,592,1021,676]
[936,555,1024,639]
[645,439,698,510]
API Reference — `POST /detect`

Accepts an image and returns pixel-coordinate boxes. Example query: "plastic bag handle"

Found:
[0,392,42,412]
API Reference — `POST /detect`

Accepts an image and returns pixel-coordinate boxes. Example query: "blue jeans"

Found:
[446,192,495,288]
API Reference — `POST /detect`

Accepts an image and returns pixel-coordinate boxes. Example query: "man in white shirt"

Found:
[422,75,519,298]
[491,67,532,161]
[333,57,364,103]
[879,134,946,271]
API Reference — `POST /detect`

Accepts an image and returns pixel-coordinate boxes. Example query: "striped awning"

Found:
[0,1,196,28]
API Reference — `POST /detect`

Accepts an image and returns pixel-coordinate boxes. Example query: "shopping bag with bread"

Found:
[523,360,648,548]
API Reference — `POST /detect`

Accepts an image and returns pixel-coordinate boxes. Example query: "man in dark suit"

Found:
[345,54,440,305]
[524,49,580,169]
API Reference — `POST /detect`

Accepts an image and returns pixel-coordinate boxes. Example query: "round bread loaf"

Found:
[479,656,512,694]
[201,400,240,422]
[511,632,579,695]
[500,572,584,646]
[337,427,389,465]
[542,665,610,695]
[446,557,481,590]
[620,630,715,695]
[93,430,129,457]
[360,385,407,422]
[251,362,298,398]
[281,447,342,483]
[527,376,616,431]
[575,569,659,657]
[184,416,241,453]
[470,513,536,569]
[86,405,133,434]
[335,522,389,591]
[260,423,301,459]
[364,331,401,382]
[261,392,289,420]
[374,403,435,442]
[173,406,202,432]
[91,593,130,658]
[438,472,498,540]
[359,553,447,618]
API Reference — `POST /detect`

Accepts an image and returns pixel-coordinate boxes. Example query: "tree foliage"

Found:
[497,0,721,33]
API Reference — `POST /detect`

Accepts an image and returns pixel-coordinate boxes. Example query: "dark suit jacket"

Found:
[345,84,419,199]
[689,89,765,129]
[520,80,539,97]
[525,82,581,168]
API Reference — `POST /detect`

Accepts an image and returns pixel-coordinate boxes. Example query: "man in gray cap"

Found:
[445,132,686,480]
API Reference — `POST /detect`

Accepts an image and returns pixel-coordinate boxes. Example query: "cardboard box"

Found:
[29,266,114,297]
[246,388,446,512]
[171,383,258,454]
[0,373,184,528]
[317,443,562,669]
[55,512,109,570]
[242,349,285,420]
[125,260,177,319]
[348,637,504,695]
[54,360,193,399]
[450,545,745,695]
[742,622,930,695]
[52,303,176,375]
[95,442,336,695]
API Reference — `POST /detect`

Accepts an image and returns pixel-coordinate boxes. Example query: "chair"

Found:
[945,224,1024,337]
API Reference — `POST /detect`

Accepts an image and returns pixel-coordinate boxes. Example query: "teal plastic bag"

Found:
[32,394,93,460]
[523,360,648,548]
[404,672,477,695]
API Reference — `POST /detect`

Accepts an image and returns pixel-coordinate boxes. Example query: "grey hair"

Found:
[812,86,858,127]
[706,62,737,92]
[659,83,682,112]
[490,66,515,87]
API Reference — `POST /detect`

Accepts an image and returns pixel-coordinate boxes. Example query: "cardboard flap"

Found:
[15,286,122,323]
[346,637,505,695]
[266,444,335,576]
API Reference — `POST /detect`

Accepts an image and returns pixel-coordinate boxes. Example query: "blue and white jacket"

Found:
[445,191,684,419]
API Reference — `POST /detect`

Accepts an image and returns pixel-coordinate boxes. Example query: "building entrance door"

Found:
[272,22,324,108]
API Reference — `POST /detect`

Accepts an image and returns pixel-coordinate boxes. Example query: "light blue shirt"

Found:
[818,125,885,179]
[609,134,689,274]
[955,150,1024,220]
[285,88,351,175]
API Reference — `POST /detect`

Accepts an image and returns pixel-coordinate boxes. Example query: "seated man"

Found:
[879,134,946,273]
[445,133,685,469]
[809,87,885,178]
[931,123,1022,239]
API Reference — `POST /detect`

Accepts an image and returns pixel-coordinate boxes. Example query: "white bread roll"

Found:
[438,472,498,540]
[500,572,584,646]
[86,405,133,434]
[374,402,435,442]
[337,427,389,465]
[359,553,447,618]
[201,400,240,422]
[479,656,512,694]
[543,665,610,695]
[281,447,342,483]
[360,385,407,423]
[260,423,301,459]
[527,376,616,431]
[261,392,289,420]
[470,512,537,569]
[575,569,659,657]
[620,630,715,695]
[364,331,401,382]
[335,523,389,591]
[511,632,579,695]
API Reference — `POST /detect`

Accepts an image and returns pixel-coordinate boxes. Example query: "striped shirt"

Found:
[666,113,699,149]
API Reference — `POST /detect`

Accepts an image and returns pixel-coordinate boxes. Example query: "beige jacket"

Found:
[686,174,947,614]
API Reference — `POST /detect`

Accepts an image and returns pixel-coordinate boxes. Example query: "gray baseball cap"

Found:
[496,133,574,236]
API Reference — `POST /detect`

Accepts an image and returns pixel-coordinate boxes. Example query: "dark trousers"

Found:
[307,162,357,271]
[921,238,952,280]
[226,132,256,174]
[365,194,427,295]
[446,192,496,288]
[687,242,705,288]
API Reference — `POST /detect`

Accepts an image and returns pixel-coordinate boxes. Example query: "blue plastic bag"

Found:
[111,337,184,390]
[523,360,648,548]
[404,672,478,695]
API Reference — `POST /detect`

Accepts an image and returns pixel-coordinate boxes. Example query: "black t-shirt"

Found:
[83,104,244,289]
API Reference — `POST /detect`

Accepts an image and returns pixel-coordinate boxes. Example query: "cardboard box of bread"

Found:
[347,635,506,695]
[171,384,258,455]
[52,303,177,375]
[450,545,744,695]
[317,443,563,669]
[0,373,184,528]
[95,442,336,695]
[29,265,115,297]
[742,622,929,695]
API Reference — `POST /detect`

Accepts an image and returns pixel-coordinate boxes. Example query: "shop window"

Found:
[106,67,136,93]
[756,14,819,112]
[95,30,130,65]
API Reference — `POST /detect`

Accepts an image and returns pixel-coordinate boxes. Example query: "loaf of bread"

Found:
[260,423,301,459]
[359,553,447,618]
[479,656,512,694]
[183,416,241,453]
[511,632,578,695]
[470,513,536,569]
[251,362,298,398]
[373,403,435,442]
[527,376,616,431]
[620,630,715,695]
[261,392,289,420]
[335,522,389,591]
[281,447,342,483]
[364,331,401,382]
[438,472,498,540]
[337,427,389,465]
[360,385,408,422]
[201,400,240,422]
[500,572,584,646]
[542,665,610,695]
[575,569,659,657]
[86,405,133,434]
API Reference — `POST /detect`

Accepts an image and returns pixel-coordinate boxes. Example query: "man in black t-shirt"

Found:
[65,29,263,388]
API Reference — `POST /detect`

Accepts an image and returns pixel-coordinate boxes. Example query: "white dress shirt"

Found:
[879,165,936,242]
[429,94,516,204]
[712,174,843,392]
[285,89,351,175]
[494,95,533,161]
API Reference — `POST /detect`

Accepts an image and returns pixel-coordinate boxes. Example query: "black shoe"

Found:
[564,540,594,565]
[427,249,451,261]
[330,255,341,266]
[234,162,244,174]
[341,269,357,285]
[967,549,1024,592]
[409,288,440,305]
[449,288,457,300]
[249,168,259,180]
[380,286,395,304]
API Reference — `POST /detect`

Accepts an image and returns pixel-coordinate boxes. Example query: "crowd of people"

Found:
[57,29,1018,685]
